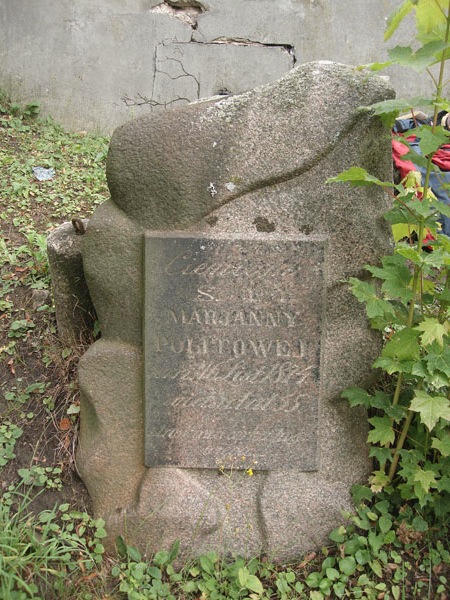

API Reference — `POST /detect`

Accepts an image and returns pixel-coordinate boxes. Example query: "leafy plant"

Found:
[0,421,23,467]
[0,486,106,599]
[112,538,182,599]
[17,465,63,490]
[305,490,450,599]
[329,0,450,524]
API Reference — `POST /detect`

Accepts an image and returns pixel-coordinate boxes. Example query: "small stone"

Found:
[31,288,51,309]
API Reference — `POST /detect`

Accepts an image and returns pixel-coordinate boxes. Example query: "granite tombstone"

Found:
[76,61,394,560]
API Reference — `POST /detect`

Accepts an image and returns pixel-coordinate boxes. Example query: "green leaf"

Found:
[355,549,371,566]
[370,559,384,577]
[367,415,395,445]
[414,467,437,493]
[391,222,419,242]
[365,60,393,72]
[415,317,450,347]
[182,581,198,593]
[366,255,413,302]
[431,434,450,456]
[127,545,141,562]
[378,515,393,534]
[395,246,423,265]
[306,571,322,588]
[238,567,264,595]
[329,526,347,543]
[370,97,432,121]
[333,581,346,598]
[238,567,249,587]
[382,328,421,361]
[369,470,391,493]
[339,556,357,576]
[373,356,415,374]
[424,343,450,378]
[384,0,414,40]
[148,566,162,579]
[368,529,386,554]
[410,390,450,430]
[417,125,450,155]
[415,0,448,43]
[389,41,450,71]
[347,278,397,320]
[351,484,373,505]
[396,146,430,169]
[327,167,392,187]
[369,446,394,464]
[412,515,429,531]
[341,387,372,408]
[200,554,215,575]
[325,568,340,581]
[374,500,390,515]
[153,549,170,566]
[246,574,264,595]
[168,539,180,563]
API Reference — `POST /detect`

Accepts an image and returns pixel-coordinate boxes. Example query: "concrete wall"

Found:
[0,0,430,133]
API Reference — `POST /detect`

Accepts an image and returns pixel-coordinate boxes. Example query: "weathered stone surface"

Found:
[47,220,95,344]
[144,233,325,471]
[77,62,395,560]
[106,61,393,229]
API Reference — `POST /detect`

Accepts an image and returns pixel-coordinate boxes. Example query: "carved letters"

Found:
[144,233,326,470]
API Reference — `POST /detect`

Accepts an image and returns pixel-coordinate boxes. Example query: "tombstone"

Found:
[76,61,394,561]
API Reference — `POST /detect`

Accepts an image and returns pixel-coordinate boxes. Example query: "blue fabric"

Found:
[407,137,450,237]
[393,120,450,237]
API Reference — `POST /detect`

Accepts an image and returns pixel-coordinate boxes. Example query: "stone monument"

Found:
[76,61,394,560]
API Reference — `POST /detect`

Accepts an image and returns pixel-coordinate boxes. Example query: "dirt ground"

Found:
[0,265,92,515]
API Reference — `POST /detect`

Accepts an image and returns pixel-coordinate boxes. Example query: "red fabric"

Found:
[391,136,436,246]
[431,144,450,171]
[392,137,450,174]
[392,137,417,179]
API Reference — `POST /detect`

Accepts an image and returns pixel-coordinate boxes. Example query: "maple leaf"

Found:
[431,434,450,456]
[382,327,421,361]
[415,317,450,347]
[414,468,437,493]
[368,415,395,445]
[410,390,450,430]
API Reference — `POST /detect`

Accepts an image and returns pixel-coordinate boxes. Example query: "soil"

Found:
[0,278,92,516]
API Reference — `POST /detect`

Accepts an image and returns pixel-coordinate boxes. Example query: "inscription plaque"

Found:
[144,233,326,470]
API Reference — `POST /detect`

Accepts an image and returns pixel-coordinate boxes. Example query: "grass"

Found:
[0,94,449,599]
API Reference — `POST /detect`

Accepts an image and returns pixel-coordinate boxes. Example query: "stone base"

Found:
[77,340,369,560]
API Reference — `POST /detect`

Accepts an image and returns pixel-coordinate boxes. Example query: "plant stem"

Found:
[437,268,450,322]
[388,411,414,483]
[387,2,450,480]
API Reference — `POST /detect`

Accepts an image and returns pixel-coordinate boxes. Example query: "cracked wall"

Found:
[0,0,431,132]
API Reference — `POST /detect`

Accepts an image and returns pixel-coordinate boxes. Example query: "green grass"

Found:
[0,94,449,599]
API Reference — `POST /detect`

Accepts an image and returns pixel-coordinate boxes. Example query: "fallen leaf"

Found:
[298,552,316,569]
[59,417,71,431]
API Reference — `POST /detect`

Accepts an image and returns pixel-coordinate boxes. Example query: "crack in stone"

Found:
[122,40,200,109]
[157,55,201,100]
[166,0,207,9]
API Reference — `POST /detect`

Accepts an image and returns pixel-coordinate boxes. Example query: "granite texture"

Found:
[47,220,95,344]
[143,233,325,471]
[77,61,395,560]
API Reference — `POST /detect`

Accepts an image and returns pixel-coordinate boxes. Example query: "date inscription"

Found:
[144,233,326,470]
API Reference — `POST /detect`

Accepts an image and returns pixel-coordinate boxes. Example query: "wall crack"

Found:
[204,38,295,62]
